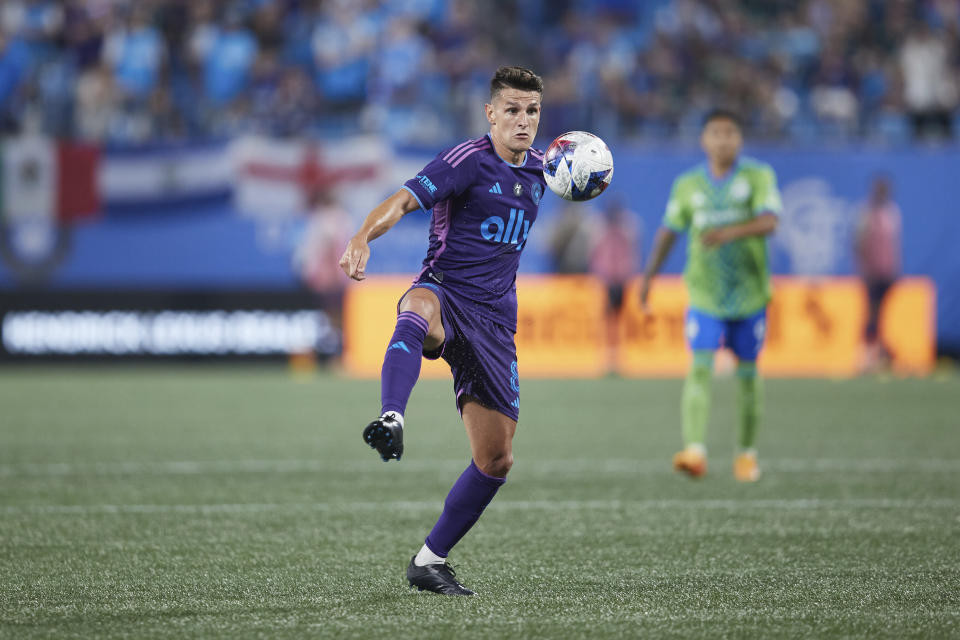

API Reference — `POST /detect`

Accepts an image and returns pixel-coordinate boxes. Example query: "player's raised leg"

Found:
[407,399,515,596]
[363,288,445,461]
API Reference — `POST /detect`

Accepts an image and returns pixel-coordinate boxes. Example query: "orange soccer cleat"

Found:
[734,451,761,482]
[672,447,707,478]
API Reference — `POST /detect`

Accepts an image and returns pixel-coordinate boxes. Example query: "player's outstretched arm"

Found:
[339,189,421,281]
[701,213,778,247]
[638,227,678,311]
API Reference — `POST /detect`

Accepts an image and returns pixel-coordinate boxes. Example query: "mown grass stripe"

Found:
[3,497,958,515]
[1,458,958,477]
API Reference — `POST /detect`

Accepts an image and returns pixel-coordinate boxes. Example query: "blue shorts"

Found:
[686,307,767,362]
[402,282,520,422]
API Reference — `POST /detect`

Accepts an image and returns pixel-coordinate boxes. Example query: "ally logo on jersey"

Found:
[480,208,530,251]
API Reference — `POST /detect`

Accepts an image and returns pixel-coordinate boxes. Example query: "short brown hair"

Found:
[490,66,543,99]
[702,108,742,130]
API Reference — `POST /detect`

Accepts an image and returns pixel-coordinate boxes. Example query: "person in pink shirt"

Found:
[589,197,640,371]
[855,175,902,372]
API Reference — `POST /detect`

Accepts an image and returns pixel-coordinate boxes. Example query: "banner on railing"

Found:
[0,290,340,360]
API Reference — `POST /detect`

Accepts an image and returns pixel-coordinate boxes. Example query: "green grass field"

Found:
[1,366,958,639]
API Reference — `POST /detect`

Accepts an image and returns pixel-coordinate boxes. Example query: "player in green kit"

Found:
[638,109,782,481]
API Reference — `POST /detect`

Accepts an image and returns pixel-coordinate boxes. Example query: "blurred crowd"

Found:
[0,0,958,146]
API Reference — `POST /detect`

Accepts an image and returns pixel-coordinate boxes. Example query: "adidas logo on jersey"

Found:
[489,182,503,194]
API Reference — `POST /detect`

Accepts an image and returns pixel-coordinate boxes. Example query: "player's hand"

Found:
[701,227,735,247]
[638,276,652,314]
[339,236,370,281]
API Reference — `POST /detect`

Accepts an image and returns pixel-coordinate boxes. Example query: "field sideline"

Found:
[1,366,958,639]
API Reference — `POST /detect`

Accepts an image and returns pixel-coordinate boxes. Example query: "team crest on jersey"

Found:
[730,178,751,202]
[513,182,523,197]
[532,183,542,205]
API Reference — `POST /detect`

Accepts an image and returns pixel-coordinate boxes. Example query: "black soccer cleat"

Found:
[362,415,404,461]
[406,556,475,596]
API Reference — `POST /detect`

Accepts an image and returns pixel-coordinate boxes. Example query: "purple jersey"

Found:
[402,134,546,332]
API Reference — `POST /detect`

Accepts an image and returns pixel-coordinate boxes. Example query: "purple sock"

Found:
[380,311,429,416]
[425,460,506,557]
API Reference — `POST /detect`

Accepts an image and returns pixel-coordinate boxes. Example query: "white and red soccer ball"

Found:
[541,131,613,201]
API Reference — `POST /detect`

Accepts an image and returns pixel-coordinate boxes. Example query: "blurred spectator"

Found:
[809,44,859,138]
[294,188,352,324]
[251,1,285,56]
[374,17,433,107]
[186,0,218,71]
[548,203,594,274]
[590,196,640,314]
[199,9,258,106]
[0,32,31,132]
[589,196,640,369]
[855,174,902,373]
[1,0,63,49]
[63,0,108,71]
[262,66,316,137]
[370,15,446,143]
[310,0,378,116]
[899,21,958,140]
[74,65,113,140]
[101,5,165,100]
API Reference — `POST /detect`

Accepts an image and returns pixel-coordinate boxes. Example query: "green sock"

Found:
[737,361,762,450]
[682,350,714,448]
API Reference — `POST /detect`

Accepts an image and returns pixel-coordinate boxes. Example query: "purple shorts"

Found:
[402,281,520,422]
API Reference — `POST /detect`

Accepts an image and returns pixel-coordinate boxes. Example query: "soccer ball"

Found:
[541,131,614,201]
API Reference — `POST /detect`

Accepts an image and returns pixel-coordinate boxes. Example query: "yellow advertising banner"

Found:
[342,277,450,378]
[342,276,935,378]
[515,276,608,377]
[618,276,935,377]
[341,276,608,378]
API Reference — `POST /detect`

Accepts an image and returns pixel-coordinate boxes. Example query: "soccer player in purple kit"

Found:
[338,66,546,596]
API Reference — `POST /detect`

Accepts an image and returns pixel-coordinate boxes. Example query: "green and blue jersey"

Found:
[663,158,782,319]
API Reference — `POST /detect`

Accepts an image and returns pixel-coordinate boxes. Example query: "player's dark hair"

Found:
[702,108,742,130]
[490,66,543,99]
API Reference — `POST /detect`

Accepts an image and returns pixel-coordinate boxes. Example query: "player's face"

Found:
[701,118,742,167]
[485,89,541,153]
